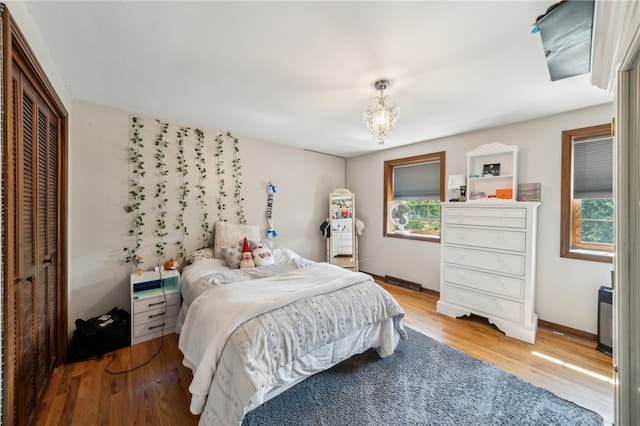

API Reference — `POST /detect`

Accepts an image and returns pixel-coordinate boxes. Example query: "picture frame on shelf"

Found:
[469,191,486,200]
[517,183,541,202]
[482,163,501,177]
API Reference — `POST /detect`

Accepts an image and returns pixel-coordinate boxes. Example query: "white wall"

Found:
[347,103,614,334]
[70,99,345,333]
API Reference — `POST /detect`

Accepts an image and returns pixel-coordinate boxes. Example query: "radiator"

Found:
[596,286,613,356]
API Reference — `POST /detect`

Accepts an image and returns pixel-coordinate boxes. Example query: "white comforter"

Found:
[178,262,406,425]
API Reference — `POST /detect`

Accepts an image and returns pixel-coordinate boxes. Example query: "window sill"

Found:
[561,249,613,264]
[385,232,440,243]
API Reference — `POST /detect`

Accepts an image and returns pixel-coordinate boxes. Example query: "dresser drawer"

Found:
[444,265,524,299]
[133,292,179,315]
[133,315,177,339]
[444,246,525,276]
[441,284,524,323]
[445,207,526,228]
[445,226,526,252]
[133,303,180,326]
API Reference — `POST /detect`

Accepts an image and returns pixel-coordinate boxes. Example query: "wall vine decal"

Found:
[125,115,247,260]
[175,126,190,259]
[194,128,209,247]
[126,116,146,265]
[230,132,246,224]
[153,120,169,257]
[215,133,227,222]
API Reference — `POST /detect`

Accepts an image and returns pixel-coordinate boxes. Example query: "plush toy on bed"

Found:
[239,238,256,269]
[253,243,275,267]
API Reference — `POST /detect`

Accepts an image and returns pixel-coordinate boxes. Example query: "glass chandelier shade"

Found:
[363,80,400,145]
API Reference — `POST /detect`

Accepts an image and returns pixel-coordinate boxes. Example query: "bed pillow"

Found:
[213,221,261,259]
[220,239,246,269]
[186,247,215,264]
[271,247,317,267]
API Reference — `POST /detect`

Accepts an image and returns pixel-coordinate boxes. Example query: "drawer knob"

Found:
[148,300,166,307]
[497,303,505,312]
[497,280,506,288]
[456,292,465,301]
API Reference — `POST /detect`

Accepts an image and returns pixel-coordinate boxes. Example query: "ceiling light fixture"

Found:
[363,79,400,145]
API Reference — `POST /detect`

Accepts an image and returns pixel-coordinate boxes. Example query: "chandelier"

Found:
[362,79,400,145]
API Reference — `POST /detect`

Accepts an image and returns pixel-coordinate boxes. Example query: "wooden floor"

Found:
[33,282,614,425]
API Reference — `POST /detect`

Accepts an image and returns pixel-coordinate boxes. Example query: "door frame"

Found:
[592,2,640,424]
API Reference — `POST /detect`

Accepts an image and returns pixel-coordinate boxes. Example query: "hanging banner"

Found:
[266,183,277,238]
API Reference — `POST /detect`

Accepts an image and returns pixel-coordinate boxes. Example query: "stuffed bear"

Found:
[253,244,275,267]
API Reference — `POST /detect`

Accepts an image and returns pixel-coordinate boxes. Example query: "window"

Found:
[383,151,445,241]
[561,124,613,263]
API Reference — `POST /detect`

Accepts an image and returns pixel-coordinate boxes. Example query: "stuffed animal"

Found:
[253,244,275,267]
[164,258,179,270]
[239,237,255,269]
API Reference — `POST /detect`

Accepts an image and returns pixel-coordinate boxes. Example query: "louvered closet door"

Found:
[36,87,58,396]
[8,60,59,426]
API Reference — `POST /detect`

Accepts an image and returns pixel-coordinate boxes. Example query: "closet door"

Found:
[35,81,59,400]
[8,61,57,426]
[3,15,67,423]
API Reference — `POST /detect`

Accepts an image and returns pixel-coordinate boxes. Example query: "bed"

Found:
[177,222,407,426]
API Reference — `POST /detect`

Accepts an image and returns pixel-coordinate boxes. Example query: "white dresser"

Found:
[130,270,180,345]
[437,201,540,343]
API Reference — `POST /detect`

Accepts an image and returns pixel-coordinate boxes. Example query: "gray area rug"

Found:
[242,327,603,426]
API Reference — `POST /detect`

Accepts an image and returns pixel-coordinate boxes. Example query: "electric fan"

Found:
[389,203,409,234]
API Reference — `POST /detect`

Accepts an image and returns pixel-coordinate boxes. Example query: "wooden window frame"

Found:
[383,151,445,242]
[560,123,613,263]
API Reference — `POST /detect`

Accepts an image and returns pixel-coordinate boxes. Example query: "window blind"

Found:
[393,160,441,200]
[573,136,613,199]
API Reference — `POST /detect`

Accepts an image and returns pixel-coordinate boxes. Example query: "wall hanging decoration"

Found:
[124,114,246,262]
[214,133,226,222]
[126,115,146,266]
[154,120,169,257]
[265,182,277,238]
[175,126,190,259]
[230,132,246,224]
[194,128,209,247]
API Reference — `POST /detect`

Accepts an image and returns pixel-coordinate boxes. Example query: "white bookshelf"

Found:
[466,143,518,201]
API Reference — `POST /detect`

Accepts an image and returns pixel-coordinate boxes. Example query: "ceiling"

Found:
[23,1,613,158]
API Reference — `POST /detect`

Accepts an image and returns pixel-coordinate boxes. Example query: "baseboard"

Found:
[362,271,424,293]
[384,275,422,291]
[538,319,597,342]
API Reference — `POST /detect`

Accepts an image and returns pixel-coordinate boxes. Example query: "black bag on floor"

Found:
[65,307,130,363]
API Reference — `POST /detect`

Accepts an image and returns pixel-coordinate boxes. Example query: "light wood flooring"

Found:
[33,282,614,425]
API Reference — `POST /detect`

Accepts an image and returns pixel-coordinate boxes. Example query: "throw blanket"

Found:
[178,263,405,424]
[180,258,308,311]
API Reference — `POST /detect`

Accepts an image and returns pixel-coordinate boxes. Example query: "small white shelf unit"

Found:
[130,269,180,345]
[466,143,518,201]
